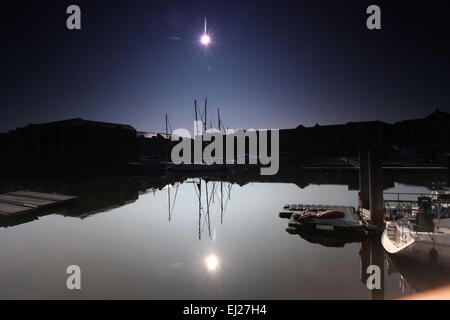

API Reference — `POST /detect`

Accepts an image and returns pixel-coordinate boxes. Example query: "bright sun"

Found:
[201,34,211,46]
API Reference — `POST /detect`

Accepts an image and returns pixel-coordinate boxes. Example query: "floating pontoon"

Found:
[280,204,366,234]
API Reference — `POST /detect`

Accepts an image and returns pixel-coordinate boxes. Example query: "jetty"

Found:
[280,204,366,234]
[0,191,76,218]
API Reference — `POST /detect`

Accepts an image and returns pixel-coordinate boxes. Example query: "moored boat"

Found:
[382,219,450,266]
[280,204,366,234]
[382,191,450,266]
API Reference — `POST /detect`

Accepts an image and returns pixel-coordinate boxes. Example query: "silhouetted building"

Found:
[278,110,450,163]
[1,110,449,175]
[137,132,173,160]
[1,118,138,174]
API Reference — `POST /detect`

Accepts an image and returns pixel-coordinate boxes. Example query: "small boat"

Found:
[382,219,450,266]
[382,191,450,266]
[280,204,366,234]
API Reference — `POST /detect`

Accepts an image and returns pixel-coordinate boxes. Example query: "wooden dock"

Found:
[280,203,366,234]
[0,190,76,218]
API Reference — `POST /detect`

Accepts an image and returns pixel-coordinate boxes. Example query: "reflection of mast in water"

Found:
[216,180,233,231]
[193,178,203,240]
[166,182,179,221]
[206,180,211,238]
[215,180,233,225]
[222,181,233,224]
[192,178,233,240]
[165,114,178,221]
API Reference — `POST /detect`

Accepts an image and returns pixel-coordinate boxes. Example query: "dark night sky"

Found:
[1,0,449,133]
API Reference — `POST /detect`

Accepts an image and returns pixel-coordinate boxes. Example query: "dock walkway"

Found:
[0,191,76,218]
[280,204,366,234]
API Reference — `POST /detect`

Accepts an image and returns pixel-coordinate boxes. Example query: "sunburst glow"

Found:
[200,34,211,46]
[205,255,219,271]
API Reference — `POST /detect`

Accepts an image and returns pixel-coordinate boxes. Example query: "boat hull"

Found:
[382,229,450,267]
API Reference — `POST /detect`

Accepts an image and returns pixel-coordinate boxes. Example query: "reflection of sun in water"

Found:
[205,255,219,271]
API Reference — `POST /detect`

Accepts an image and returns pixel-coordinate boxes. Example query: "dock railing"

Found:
[383,192,428,218]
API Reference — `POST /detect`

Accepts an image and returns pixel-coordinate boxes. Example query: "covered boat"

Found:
[280,204,366,234]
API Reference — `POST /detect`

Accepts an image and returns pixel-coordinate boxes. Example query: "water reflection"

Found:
[386,253,450,295]
[167,178,233,240]
[0,169,448,299]
[205,255,219,272]
[286,227,365,248]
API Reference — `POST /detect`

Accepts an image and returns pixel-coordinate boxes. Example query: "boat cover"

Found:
[291,206,362,228]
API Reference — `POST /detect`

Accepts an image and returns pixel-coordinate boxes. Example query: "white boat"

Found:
[382,193,450,266]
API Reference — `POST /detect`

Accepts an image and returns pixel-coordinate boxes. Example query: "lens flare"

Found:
[201,34,211,46]
[199,17,212,47]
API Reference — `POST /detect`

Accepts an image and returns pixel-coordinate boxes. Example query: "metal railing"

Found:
[383,192,428,217]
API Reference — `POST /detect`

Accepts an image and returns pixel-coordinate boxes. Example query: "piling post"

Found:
[368,147,384,228]
[359,147,370,210]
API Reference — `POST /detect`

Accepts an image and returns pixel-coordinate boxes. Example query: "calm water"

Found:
[0,177,448,299]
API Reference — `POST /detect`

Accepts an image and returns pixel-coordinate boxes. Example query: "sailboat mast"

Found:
[204,97,207,132]
[165,113,168,138]
[218,109,221,132]
[194,100,198,136]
